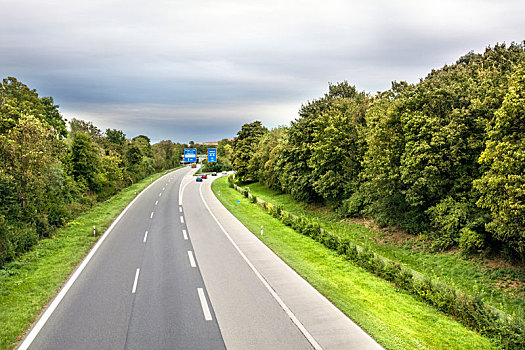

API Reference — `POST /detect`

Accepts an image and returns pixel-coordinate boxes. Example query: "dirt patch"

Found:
[494,276,525,296]
[482,256,523,271]
[304,203,334,216]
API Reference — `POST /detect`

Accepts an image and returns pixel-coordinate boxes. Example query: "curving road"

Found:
[20,166,381,350]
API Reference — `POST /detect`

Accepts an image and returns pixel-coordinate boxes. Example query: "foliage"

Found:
[215,177,500,349]
[229,43,525,259]
[0,78,184,267]
[248,126,285,187]
[69,132,101,193]
[474,62,525,260]
[201,157,231,173]
[0,77,66,138]
[232,181,525,349]
[232,121,267,181]
[269,81,367,203]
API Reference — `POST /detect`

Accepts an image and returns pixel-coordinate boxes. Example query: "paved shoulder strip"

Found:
[198,183,323,350]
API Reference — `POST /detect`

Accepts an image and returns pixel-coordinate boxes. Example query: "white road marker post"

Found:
[261,225,263,236]
[93,226,96,237]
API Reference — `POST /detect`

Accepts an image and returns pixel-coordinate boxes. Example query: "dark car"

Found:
[196,177,203,182]
[201,174,208,179]
[211,172,217,176]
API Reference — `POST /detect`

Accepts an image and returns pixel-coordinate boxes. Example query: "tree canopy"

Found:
[230,43,525,261]
[0,78,189,267]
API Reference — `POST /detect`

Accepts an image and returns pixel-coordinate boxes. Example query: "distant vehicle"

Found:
[191,162,197,168]
[196,177,202,182]
[211,172,217,176]
[201,174,208,179]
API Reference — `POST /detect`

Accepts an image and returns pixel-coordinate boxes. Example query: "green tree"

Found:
[309,91,367,206]
[0,115,57,215]
[217,138,234,170]
[232,121,267,181]
[70,118,102,139]
[98,150,125,199]
[360,87,408,225]
[69,132,100,193]
[277,81,363,203]
[474,63,525,259]
[152,140,176,171]
[106,128,126,147]
[249,127,285,186]
[0,77,66,138]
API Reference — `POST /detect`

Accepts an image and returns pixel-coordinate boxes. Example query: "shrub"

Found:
[234,184,525,347]
[459,227,486,254]
[426,197,467,250]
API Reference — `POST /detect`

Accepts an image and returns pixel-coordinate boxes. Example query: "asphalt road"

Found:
[21,166,381,350]
[25,167,225,350]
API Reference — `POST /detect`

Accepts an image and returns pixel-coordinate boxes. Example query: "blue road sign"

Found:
[207,148,217,162]
[184,148,197,163]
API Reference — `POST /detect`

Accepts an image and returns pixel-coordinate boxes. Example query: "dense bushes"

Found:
[231,43,525,261]
[0,77,185,267]
[232,180,525,348]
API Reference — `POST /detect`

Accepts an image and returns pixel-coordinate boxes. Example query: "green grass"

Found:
[212,177,500,350]
[0,168,179,350]
[240,182,525,319]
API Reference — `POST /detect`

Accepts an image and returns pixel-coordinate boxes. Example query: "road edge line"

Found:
[199,181,323,350]
[18,169,182,350]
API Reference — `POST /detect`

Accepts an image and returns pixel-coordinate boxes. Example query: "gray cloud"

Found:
[2,0,524,142]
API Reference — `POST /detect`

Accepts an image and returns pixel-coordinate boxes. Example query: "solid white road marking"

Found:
[188,251,196,267]
[143,231,148,243]
[150,212,154,219]
[197,288,213,321]
[182,229,188,240]
[180,216,184,223]
[132,268,140,294]
[199,183,322,350]
[178,177,191,206]
[17,168,184,350]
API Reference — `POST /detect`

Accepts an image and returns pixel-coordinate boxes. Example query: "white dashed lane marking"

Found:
[188,251,196,267]
[132,269,140,294]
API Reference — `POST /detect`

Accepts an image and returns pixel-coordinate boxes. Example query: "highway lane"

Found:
[21,166,380,350]
[186,173,382,350]
[183,174,314,349]
[25,167,225,350]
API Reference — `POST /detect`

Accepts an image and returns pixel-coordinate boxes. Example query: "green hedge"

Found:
[232,178,524,349]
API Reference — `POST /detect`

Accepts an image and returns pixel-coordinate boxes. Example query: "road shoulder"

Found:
[201,177,383,350]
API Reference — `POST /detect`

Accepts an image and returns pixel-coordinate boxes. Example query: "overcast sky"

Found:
[2,0,524,143]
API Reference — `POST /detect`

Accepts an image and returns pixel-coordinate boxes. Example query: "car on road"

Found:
[196,177,203,182]
[211,172,217,176]
[201,174,208,179]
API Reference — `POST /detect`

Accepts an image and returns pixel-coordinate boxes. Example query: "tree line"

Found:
[232,43,525,262]
[0,77,188,266]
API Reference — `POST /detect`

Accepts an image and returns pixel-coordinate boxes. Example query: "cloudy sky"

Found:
[2,0,524,143]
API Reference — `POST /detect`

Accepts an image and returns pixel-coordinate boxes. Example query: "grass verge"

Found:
[240,182,525,319]
[212,176,500,350]
[0,168,180,350]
